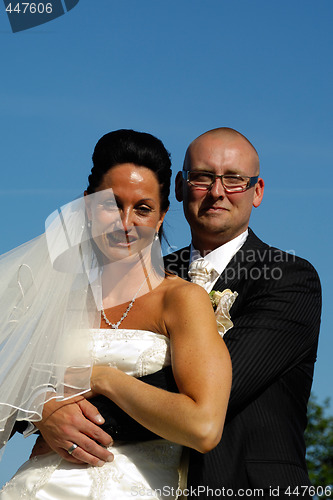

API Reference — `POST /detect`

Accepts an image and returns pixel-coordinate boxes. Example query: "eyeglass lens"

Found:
[188,172,249,191]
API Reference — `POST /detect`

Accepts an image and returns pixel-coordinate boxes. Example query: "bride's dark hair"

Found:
[86,129,172,216]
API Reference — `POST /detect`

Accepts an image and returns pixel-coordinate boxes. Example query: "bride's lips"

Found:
[106,231,138,247]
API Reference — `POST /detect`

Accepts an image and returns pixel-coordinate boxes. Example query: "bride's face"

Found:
[85,163,166,263]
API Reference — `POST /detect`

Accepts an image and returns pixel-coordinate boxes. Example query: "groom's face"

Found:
[176,132,264,253]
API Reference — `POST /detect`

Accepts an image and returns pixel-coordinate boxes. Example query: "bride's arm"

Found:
[90,282,232,453]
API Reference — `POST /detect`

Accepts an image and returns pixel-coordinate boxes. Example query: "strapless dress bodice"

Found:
[90,328,171,377]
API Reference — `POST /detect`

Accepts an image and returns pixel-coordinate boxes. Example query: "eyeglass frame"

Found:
[182,170,259,193]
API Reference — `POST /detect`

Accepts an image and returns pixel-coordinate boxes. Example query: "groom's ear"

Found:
[175,172,184,202]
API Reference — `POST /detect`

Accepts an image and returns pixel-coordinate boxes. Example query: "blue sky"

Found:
[1,0,332,487]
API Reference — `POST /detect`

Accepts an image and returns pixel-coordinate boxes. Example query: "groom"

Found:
[163,128,321,496]
[31,128,321,497]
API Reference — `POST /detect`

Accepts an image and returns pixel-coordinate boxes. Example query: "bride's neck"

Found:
[101,257,162,308]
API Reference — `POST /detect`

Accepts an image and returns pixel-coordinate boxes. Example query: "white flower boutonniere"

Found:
[209,289,238,337]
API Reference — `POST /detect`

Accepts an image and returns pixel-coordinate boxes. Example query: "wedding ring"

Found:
[67,443,78,455]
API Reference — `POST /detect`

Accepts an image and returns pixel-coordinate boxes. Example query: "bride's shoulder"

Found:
[161,276,217,335]
[162,275,211,308]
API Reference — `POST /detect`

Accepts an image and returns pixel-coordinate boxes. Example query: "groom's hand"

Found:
[34,396,114,466]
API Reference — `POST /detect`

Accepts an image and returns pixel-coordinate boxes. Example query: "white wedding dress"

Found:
[0,330,185,500]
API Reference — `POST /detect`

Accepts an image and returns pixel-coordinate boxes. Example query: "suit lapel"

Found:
[164,245,190,280]
[208,229,267,291]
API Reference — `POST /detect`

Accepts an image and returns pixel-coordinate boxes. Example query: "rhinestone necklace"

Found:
[101,269,153,329]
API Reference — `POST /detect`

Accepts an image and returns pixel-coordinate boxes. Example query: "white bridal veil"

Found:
[0,190,163,450]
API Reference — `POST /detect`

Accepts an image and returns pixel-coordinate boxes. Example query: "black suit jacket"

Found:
[164,228,321,496]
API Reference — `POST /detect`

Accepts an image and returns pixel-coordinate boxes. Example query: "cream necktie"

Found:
[188,259,216,288]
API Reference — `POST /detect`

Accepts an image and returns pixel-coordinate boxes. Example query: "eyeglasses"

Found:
[182,170,259,193]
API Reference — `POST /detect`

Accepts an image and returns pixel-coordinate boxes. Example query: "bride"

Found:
[0,129,232,499]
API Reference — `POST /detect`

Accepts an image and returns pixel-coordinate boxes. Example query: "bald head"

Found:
[184,127,260,175]
[176,127,264,253]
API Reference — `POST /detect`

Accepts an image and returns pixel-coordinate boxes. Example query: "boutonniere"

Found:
[209,289,238,337]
